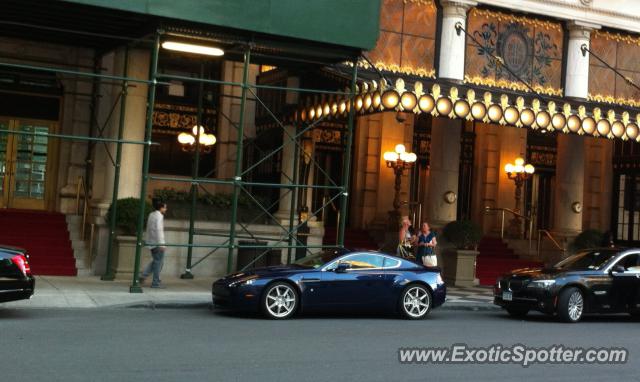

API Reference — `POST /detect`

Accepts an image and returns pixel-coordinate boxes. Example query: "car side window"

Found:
[621,254,640,273]
[383,257,401,269]
[340,254,385,270]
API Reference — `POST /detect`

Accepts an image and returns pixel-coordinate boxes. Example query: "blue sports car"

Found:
[212,249,446,319]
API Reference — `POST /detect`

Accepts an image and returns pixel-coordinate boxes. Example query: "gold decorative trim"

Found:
[593,30,640,46]
[356,60,436,79]
[470,8,562,32]
[464,75,563,97]
[588,93,640,108]
[403,0,434,6]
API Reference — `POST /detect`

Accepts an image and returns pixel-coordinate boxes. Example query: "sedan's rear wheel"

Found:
[557,287,584,323]
[262,282,298,320]
[399,284,432,320]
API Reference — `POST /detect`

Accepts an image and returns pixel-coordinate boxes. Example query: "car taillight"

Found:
[11,254,31,276]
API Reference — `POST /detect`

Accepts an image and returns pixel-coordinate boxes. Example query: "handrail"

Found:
[483,206,533,242]
[402,200,422,228]
[75,176,92,262]
[537,229,565,258]
[322,195,341,246]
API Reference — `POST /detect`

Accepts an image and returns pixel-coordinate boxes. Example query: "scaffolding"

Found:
[0,23,360,292]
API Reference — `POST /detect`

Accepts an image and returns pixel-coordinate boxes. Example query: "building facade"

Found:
[1,0,640,281]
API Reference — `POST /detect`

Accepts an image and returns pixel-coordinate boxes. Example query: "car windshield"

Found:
[293,250,344,269]
[554,249,620,271]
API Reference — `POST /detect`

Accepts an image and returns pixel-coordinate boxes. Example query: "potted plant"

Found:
[106,198,152,279]
[441,220,482,287]
[569,229,604,253]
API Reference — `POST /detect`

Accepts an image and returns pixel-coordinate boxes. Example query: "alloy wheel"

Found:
[265,284,297,319]
[567,290,584,322]
[402,286,431,319]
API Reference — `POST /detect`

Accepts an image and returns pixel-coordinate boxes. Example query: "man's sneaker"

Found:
[150,284,167,289]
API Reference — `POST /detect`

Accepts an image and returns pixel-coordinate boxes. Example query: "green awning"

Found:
[62,0,381,50]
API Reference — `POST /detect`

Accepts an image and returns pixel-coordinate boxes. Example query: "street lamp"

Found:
[384,144,417,216]
[177,125,217,153]
[504,156,535,238]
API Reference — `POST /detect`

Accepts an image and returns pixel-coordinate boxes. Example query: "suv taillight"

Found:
[11,254,31,276]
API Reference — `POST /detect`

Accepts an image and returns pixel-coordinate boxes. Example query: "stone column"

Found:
[438,0,477,81]
[113,48,151,199]
[424,118,462,228]
[553,22,598,235]
[274,124,297,223]
[564,21,599,99]
[274,76,301,223]
[215,61,259,193]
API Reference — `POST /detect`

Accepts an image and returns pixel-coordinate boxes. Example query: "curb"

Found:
[122,301,213,310]
[440,303,501,311]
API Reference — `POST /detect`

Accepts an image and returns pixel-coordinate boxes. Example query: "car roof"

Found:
[0,245,26,256]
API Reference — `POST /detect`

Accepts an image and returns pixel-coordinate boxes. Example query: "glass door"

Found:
[0,119,55,210]
[614,174,640,243]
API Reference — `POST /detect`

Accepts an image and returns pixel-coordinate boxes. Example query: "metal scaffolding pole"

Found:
[181,61,205,279]
[337,60,358,247]
[130,33,160,293]
[102,46,129,281]
[227,46,252,274]
[286,129,301,264]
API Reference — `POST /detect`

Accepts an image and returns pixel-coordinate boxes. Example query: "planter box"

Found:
[442,248,479,288]
[113,235,138,280]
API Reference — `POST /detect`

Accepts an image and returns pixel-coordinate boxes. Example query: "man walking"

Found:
[139,199,167,288]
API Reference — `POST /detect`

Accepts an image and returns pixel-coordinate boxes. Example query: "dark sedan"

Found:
[213,249,446,319]
[494,248,640,322]
[0,245,35,303]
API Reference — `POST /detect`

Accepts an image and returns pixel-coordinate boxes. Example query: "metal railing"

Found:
[322,195,341,245]
[402,201,422,228]
[484,206,533,242]
[75,176,95,266]
[537,229,566,258]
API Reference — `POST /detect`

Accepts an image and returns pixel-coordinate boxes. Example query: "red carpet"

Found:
[476,237,543,286]
[0,209,77,276]
[323,228,378,251]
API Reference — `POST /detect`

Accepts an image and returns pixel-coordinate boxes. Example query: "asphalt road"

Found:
[1,307,639,382]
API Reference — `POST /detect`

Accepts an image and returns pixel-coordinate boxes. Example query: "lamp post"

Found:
[504,156,535,238]
[384,144,417,217]
[177,125,217,153]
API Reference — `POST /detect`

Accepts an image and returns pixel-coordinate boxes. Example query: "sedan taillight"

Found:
[11,254,31,276]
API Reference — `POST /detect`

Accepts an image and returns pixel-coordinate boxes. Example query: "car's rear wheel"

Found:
[399,284,432,320]
[557,287,584,323]
[506,306,529,318]
[261,282,298,319]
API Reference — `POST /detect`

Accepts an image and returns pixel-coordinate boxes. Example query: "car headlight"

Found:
[436,273,444,285]
[527,279,556,288]
[229,276,258,287]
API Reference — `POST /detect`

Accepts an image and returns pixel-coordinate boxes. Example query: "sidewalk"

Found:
[2,276,213,309]
[1,276,499,311]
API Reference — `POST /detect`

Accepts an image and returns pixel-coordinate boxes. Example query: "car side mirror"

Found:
[335,262,350,273]
[611,264,626,274]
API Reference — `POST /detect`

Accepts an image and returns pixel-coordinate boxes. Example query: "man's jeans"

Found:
[142,247,165,286]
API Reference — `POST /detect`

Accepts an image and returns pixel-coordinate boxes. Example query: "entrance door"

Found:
[0,119,56,210]
[613,174,640,243]
[527,172,555,231]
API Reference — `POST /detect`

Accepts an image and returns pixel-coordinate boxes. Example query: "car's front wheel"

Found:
[557,287,584,323]
[261,282,298,320]
[399,284,432,320]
